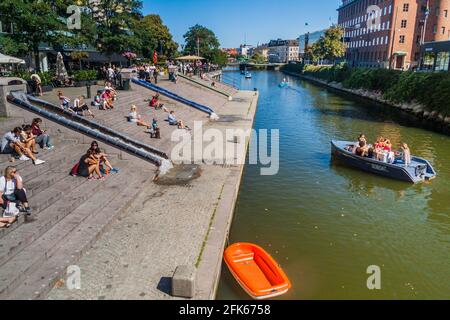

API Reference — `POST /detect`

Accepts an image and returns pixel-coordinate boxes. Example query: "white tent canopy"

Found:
[0,53,25,64]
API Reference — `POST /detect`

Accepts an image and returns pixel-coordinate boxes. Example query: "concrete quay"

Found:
[42,76,258,300]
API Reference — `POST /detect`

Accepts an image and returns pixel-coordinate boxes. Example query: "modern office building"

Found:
[337,0,450,70]
[268,39,300,63]
[298,30,326,56]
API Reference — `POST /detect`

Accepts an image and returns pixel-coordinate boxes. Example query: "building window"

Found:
[444,10,448,18]
[403,4,409,12]
[399,35,405,43]
[443,27,446,35]
[435,52,450,71]
[401,20,407,28]
[433,25,437,34]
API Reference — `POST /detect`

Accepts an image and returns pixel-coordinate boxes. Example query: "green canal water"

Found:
[217,70,450,300]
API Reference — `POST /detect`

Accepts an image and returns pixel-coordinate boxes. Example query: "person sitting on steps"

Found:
[20,125,38,154]
[1,127,45,165]
[89,141,118,174]
[0,166,32,221]
[57,91,71,110]
[167,111,189,130]
[77,149,104,180]
[128,105,151,129]
[72,96,95,118]
[31,118,54,150]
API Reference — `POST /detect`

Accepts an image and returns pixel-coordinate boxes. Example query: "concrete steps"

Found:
[0,165,150,299]
[7,166,149,300]
[0,101,155,299]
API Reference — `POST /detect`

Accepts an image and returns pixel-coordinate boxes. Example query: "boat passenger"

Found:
[401,143,411,166]
[355,141,369,157]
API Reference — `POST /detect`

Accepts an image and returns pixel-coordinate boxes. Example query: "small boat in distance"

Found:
[331,140,437,183]
[245,72,252,79]
[224,243,291,300]
[279,78,289,88]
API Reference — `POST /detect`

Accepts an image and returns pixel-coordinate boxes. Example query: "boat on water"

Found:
[245,72,252,79]
[224,243,291,300]
[279,82,288,88]
[331,140,437,183]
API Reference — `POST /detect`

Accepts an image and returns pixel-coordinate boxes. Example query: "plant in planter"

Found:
[73,69,98,86]
[70,51,89,70]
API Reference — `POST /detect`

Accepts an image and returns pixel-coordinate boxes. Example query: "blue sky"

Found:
[142,0,341,48]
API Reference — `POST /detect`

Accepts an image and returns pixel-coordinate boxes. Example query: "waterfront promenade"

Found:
[37,75,259,299]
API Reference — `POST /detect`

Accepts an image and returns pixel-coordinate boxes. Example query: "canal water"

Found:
[217,70,450,300]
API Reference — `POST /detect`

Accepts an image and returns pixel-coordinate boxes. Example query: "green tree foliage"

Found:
[133,14,178,59]
[183,24,220,57]
[293,64,450,116]
[250,53,267,64]
[309,26,345,63]
[0,35,28,56]
[92,0,143,57]
[207,49,229,66]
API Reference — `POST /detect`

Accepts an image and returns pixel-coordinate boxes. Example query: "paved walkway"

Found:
[43,79,258,299]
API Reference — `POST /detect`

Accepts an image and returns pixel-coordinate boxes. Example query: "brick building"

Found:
[337,0,450,70]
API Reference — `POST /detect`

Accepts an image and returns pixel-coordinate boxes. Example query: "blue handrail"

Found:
[131,78,217,117]
[7,91,171,170]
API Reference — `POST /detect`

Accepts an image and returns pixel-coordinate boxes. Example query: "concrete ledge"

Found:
[177,73,233,99]
[172,265,196,298]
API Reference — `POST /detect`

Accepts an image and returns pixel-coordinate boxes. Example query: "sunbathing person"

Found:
[128,105,151,129]
[57,91,71,110]
[168,111,188,129]
[32,118,53,150]
[101,90,114,109]
[0,166,32,218]
[72,96,95,118]
[77,149,104,180]
[149,94,160,108]
[20,125,38,154]
[89,141,118,174]
[1,127,45,165]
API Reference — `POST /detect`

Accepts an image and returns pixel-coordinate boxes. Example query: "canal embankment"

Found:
[43,75,258,300]
[281,66,450,135]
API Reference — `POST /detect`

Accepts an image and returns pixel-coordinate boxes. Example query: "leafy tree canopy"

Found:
[183,24,220,57]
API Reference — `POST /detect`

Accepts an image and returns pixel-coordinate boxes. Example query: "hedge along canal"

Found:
[217,70,450,300]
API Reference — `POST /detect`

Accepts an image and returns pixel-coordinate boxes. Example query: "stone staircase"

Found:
[0,105,154,300]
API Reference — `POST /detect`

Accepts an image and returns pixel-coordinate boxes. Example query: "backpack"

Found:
[70,163,79,176]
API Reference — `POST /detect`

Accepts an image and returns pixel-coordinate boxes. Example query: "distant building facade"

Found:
[253,44,269,60]
[337,0,450,70]
[298,30,326,56]
[238,44,254,57]
[268,39,299,63]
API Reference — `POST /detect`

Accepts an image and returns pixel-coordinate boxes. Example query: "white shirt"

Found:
[129,111,138,123]
[0,176,15,196]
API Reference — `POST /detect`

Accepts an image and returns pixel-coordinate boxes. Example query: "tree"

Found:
[0,0,73,71]
[250,53,267,64]
[133,14,178,60]
[0,35,28,57]
[92,0,143,58]
[206,49,229,66]
[310,26,345,63]
[183,24,220,57]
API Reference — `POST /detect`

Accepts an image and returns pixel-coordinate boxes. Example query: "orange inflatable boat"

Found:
[224,243,291,300]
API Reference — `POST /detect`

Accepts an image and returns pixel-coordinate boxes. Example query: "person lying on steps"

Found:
[0,127,45,165]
